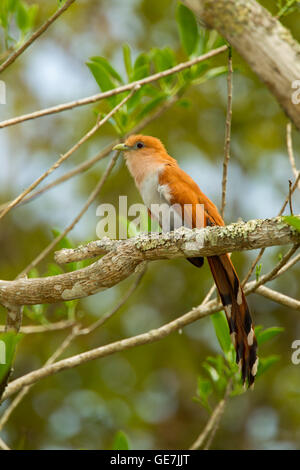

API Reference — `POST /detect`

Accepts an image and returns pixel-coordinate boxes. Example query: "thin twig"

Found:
[12,88,139,276]
[0,46,227,129]
[276,251,300,277]
[0,87,139,221]
[220,47,233,220]
[0,0,76,74]
[18,150,120,277]
[246,244,299,293]
[278,172,300,216]
[190,381,232,450]
[253,285,300,311]
[242,172,300,287]
[0,319,75,334]
[288,180,294,215]
[0,268,146,431]
[78,266,147,336]
[0,94,180,212]
[286,122,300,187]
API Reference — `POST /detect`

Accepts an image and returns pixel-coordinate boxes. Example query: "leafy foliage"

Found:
[0,0,38,52]
[0,331,23,393]
[256,263,262,281]
[195,313,284,412]
[112,430,131,450]
[86,6,226,136]
[176,3,198,56]
[283,215,300,232]
[276,0,300,18]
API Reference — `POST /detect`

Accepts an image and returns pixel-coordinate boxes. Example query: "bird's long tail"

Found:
[207,254,258,387]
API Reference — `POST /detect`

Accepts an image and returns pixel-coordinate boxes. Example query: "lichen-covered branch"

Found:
[1,226,299,403]
[0,216,298,307]
[182,0,300,131]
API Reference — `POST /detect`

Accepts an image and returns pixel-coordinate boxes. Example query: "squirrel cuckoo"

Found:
[113,135,258,387]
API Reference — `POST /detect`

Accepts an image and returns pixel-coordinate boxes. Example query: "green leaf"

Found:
[8,0,19,13]
[89,56,123,83]
[131,64,150,81]
[112,431,130,450]
[191,65,228,85]
[211,311,231,355]
[66,299,79,321]
[152,48,176,89]
[256,326,284,346]
[256,355,280,378]
[283,215,300,232]
[27,4,38,30]
[0,331,23,388]
[51,230,78,271]
[254,325,263,337]
[86,61,116,93]
[135,94,166,122]
[46,263,64,277]
[16,1,29,32]
[126,83,160,112]
[122,44,132,80]
[28,267,39,279]
[196,376,213,412]
[176,3,198,56]
[202,363,220,383]
[51,229,74,250]
[152,47,176,73]
[134,52,149,70]
[256,263,262,282]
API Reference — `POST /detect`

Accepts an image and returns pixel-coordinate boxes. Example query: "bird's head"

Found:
[113,134,167,160]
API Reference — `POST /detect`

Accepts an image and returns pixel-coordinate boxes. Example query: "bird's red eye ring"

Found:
[136,141,144,149]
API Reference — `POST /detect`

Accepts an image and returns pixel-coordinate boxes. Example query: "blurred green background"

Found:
[0,0,300,450]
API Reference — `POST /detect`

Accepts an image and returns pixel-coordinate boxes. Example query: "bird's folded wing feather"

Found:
[158,163,224,228]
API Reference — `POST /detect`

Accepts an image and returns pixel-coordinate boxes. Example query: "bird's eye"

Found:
[136,141,144,149]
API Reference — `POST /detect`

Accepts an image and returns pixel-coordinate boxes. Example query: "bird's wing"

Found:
[159,163,224,228]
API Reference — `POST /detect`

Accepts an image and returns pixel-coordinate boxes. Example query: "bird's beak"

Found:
[113,143,130,152]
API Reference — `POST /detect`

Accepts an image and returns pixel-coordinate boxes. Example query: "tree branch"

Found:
[0,94,181,212]
[190,381,232,450]
[286,122,300,190]
[0,0,76,75]
[0,87,139,221]
[1,223,298,403]
[0,46,227,129]
[0,216,299,306]
[220,47,233,219]
[0,320,75,334]
[182,0,300,131]
[253,285,300,311]
[0,268,145,430]
[17,149,120,278]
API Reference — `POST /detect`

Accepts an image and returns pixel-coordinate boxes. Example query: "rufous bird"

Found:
[113,135,258,387]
